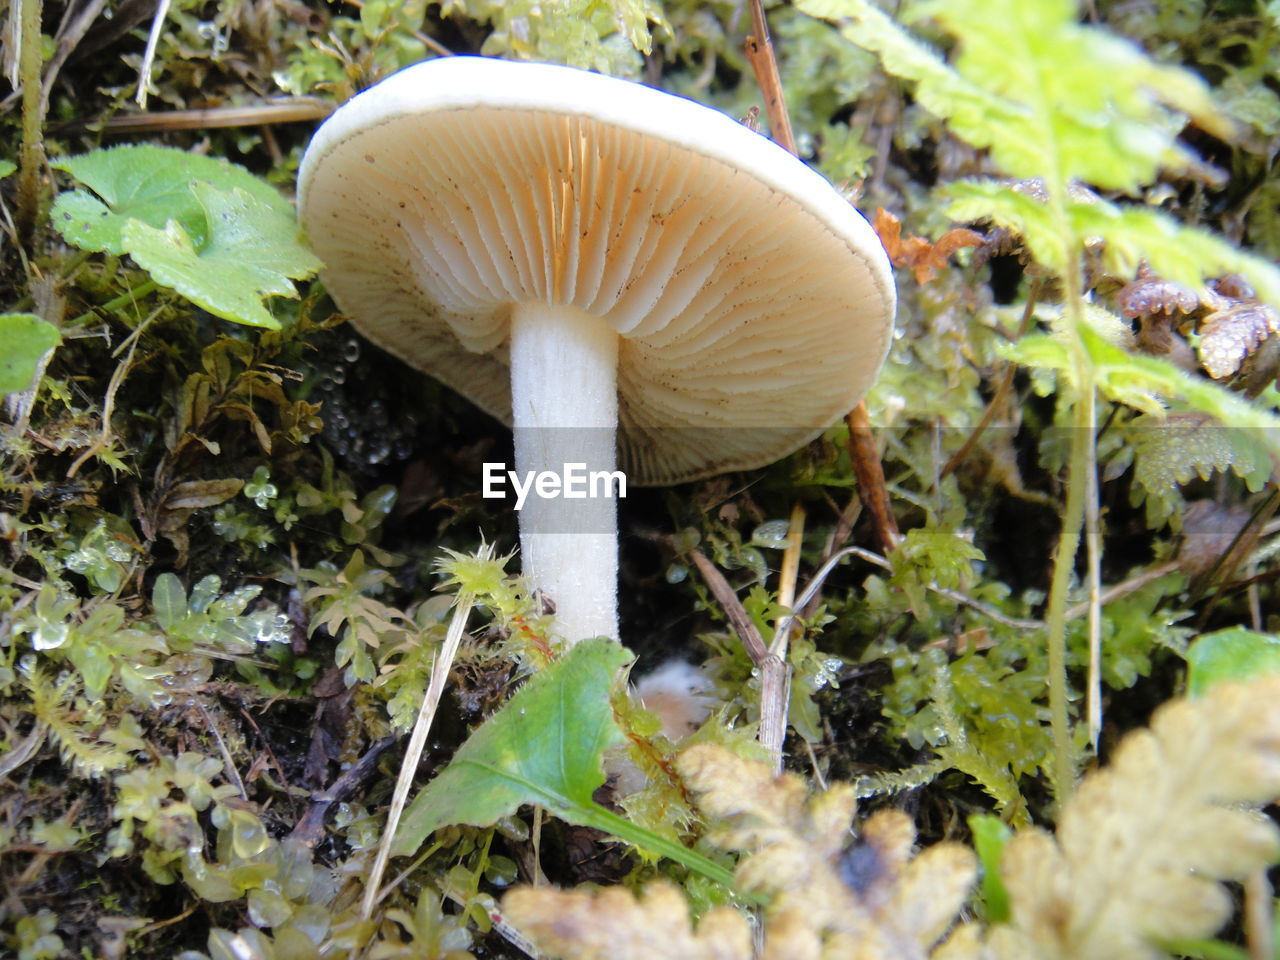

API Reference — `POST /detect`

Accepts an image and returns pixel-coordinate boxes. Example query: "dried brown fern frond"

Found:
[977,677,1280,960]
[500,679,1280,960]
[501,882,752,960]
[679,745,976,960]
[501,746,974,960]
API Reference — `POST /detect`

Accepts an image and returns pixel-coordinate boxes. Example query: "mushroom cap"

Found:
[298,56,896,485]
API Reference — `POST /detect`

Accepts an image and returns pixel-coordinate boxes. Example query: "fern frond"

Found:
[502,883,752,960]
[987,677,1280,959]
[799,0,1221,190]
[679,745,976,960]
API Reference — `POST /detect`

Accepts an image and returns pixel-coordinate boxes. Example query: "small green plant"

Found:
[0,313,60,394]
[394,638,736,890]
[800,0,1280,800]
[51,145,321,329]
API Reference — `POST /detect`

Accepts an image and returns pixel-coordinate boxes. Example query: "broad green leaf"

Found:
[121,181,322,330]
[0,313,61,394]
[51,145,288,255]
[0,160,15,178]
[969,814,1013,923]
[393,639,736,889]
[152,573,187,633]
[1187,628,1280,698]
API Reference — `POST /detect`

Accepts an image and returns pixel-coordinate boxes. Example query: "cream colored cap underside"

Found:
[301,84,894,484]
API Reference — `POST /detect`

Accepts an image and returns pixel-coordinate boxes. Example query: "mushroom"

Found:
[298,56,895,645]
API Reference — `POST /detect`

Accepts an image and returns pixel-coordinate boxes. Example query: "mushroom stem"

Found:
[510,302,621,643]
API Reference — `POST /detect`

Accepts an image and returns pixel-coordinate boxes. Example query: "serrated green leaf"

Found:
[1130,414,1242,524]
[1187,628,1280,698]
[121,181,322,329]
[51,145,289,255]
[801,0,1221,190]
[393,639,735,889]
[945,180,1069,275]
[0,313,61,394]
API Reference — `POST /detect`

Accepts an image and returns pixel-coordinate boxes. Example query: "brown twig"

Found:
[743,0,796,154]
[686,546,789,774]
[845,403,900,553]
[290,735,397,847]
[54,99,334,136]
[687,548,768,665]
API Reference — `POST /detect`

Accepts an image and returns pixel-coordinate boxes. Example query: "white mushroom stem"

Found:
[510,302,621,643]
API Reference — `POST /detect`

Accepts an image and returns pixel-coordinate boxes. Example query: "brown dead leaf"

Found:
[160,477,244,511]
[1115,265,1199,319]
[156,477,244,564]
[1198,300,1280,379]
[874,208,984,284]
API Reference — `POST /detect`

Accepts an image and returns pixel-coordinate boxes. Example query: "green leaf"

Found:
[1071,203,1280,310]
[121,181,322,330]
[1129,413,1268,526]
[799,0,1222,190]
[969,814,1013,923]
[0,313,61,394]
[1006,324,1280,473]
[944,180,1070,275]
[152,573,187,633]
[0,160,15,178]
[1186,627,1280,698]
[51,145,289,255]
[393,639,736,890]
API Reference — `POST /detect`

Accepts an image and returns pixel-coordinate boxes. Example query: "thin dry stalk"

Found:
[40,0,107,117]
[846,402,900,552]
[81,99,333,134]
[67,308,159,479]
[687,547,768,664]
[687,546,789,773]
[744,0,796,155]
[135,0,172,109]
[362,592,474,920]
[760,503,806,773]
